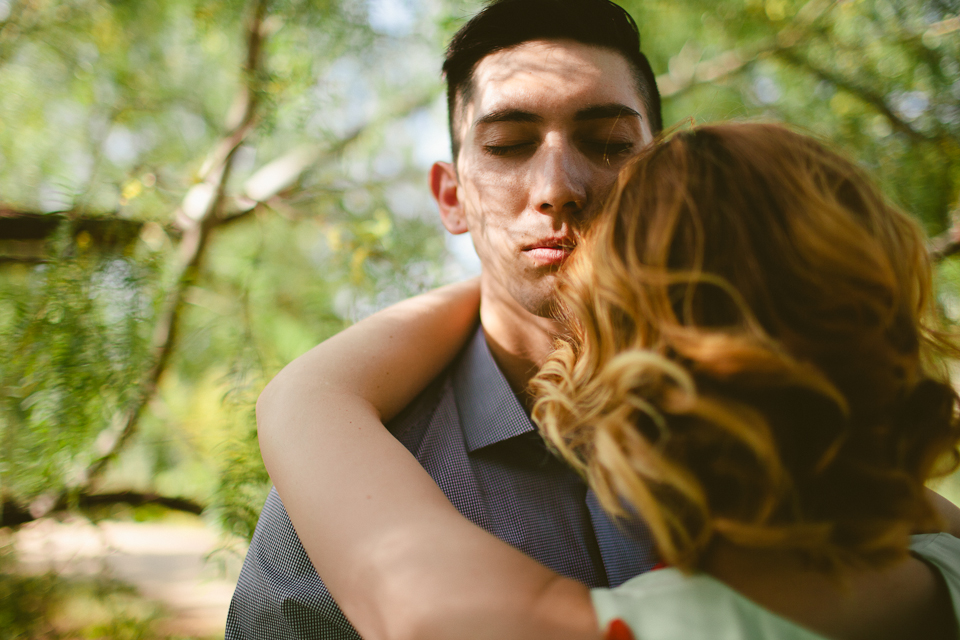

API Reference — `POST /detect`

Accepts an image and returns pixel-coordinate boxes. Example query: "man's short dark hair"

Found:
[442,0,662,161]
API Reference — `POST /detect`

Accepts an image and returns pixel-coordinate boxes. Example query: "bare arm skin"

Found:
[924,487,960,537]
[255,276,960,640]
[257,279,600,640]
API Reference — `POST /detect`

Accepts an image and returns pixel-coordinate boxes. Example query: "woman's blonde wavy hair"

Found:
[531,122,960,572]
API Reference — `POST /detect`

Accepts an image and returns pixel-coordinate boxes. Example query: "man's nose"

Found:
[531,139,587,216]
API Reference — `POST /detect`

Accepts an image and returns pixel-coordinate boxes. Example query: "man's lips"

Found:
[523,242,574,266]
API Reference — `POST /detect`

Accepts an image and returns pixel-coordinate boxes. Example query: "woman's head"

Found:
[533,122,960,571]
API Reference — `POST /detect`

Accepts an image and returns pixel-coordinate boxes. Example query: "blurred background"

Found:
[0,0,958,637]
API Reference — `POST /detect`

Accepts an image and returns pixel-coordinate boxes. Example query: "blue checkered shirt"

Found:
[226,327,657,639]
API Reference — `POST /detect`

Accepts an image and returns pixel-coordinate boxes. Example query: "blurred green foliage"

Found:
[626,0,960,233]
[0,0,958,555]
[0,539,165,639]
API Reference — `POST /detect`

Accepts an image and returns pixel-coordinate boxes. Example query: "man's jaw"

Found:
[478,270,565,393]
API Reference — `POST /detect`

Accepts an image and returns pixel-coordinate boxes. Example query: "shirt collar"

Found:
[453,326,536,452]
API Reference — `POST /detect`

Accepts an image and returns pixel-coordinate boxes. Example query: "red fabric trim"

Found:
[604,618,635,640]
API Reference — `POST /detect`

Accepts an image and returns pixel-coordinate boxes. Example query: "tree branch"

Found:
[657,0,839,100]
[928,197,960,263]
[0,208,145,241]
[929,231,960,262]
[773,48,936,143]
[2,491,204,528]
[60,0,273,503]
[10,0,441,521]
[657,48,759,99]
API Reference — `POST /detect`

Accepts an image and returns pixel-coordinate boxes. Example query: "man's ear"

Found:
[430,161,468,235]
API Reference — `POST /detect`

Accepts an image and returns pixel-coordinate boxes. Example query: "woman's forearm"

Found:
[258,278,482,429]
[257,280,600,640]
[267,392,596,640]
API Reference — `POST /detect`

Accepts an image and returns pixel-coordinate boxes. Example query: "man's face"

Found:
[433,39,653,316]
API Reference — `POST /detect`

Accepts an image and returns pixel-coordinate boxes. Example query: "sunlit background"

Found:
[1,0,959,636]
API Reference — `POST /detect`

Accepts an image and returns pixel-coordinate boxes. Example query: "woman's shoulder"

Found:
[908,533,960,640]
[924,489,960,538]
[591,570,828,640]
[911,531,960,572]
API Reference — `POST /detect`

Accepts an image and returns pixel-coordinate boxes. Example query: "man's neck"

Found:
[478,276,562,409]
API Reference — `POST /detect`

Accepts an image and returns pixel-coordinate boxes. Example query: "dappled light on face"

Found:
[1,0,959,631]
[452,40,649,316]
[534,121,960,571]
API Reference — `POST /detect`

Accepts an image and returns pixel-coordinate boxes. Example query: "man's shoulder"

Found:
[386,364,455,441]
[386,323,500,444]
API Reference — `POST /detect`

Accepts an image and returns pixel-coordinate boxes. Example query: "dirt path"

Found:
[13,515,245,638]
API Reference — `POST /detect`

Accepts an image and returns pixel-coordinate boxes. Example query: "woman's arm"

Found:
[924,487,960,537]
[259,279,482,427]
[257,280,600,640]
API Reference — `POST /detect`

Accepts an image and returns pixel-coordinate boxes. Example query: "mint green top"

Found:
[591,533,960,640]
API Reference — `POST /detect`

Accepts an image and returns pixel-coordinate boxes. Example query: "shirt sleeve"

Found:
[225,487,362,640]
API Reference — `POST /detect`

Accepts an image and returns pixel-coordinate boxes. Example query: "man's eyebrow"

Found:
[473,104,643,127]
[574,103,643,121]
[474,109,544,127]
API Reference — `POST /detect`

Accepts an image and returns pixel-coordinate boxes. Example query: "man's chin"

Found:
[509,278,562,319]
